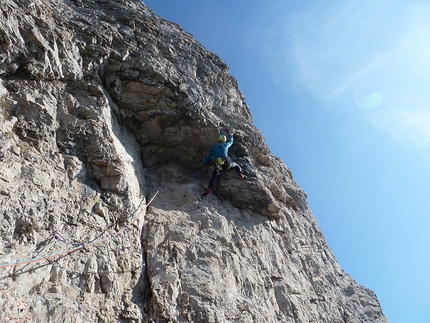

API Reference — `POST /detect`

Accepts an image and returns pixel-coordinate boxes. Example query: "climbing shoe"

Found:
[202,188,213,196]
[239,173,247,179]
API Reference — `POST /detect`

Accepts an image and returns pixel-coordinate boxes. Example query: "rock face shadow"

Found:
[0,0,388,322]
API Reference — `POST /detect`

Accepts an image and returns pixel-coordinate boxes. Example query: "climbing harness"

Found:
[216,156,232,170]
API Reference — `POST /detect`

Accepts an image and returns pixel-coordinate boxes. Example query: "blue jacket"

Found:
[202,134,233,166]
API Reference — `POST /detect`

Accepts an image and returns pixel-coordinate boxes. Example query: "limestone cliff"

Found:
[0,0,388,322]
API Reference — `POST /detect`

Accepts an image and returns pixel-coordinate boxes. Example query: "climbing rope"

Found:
[0,167,202,270]
[0,191,159,269]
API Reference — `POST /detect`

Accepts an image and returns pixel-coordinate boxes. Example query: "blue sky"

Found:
[143,1,430,322]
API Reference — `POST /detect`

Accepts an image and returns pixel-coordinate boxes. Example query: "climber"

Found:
[201,128,246,196]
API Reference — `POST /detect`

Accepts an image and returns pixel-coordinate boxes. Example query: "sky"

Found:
[142,1,430,322]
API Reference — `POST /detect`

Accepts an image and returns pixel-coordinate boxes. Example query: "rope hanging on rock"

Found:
[0,191,159,269]
[0,166,200,269]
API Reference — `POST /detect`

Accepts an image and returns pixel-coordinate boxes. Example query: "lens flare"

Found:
[364,92,383,109]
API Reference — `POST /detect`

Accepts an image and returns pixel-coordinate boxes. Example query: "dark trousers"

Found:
[208,162,242,190]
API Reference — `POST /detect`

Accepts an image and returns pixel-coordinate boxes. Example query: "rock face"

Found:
[0,1,388,322]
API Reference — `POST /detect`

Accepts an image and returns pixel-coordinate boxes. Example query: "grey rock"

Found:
[0,0,388,322]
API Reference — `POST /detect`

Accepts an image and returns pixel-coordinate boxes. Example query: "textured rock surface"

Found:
[0,0,388,322]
